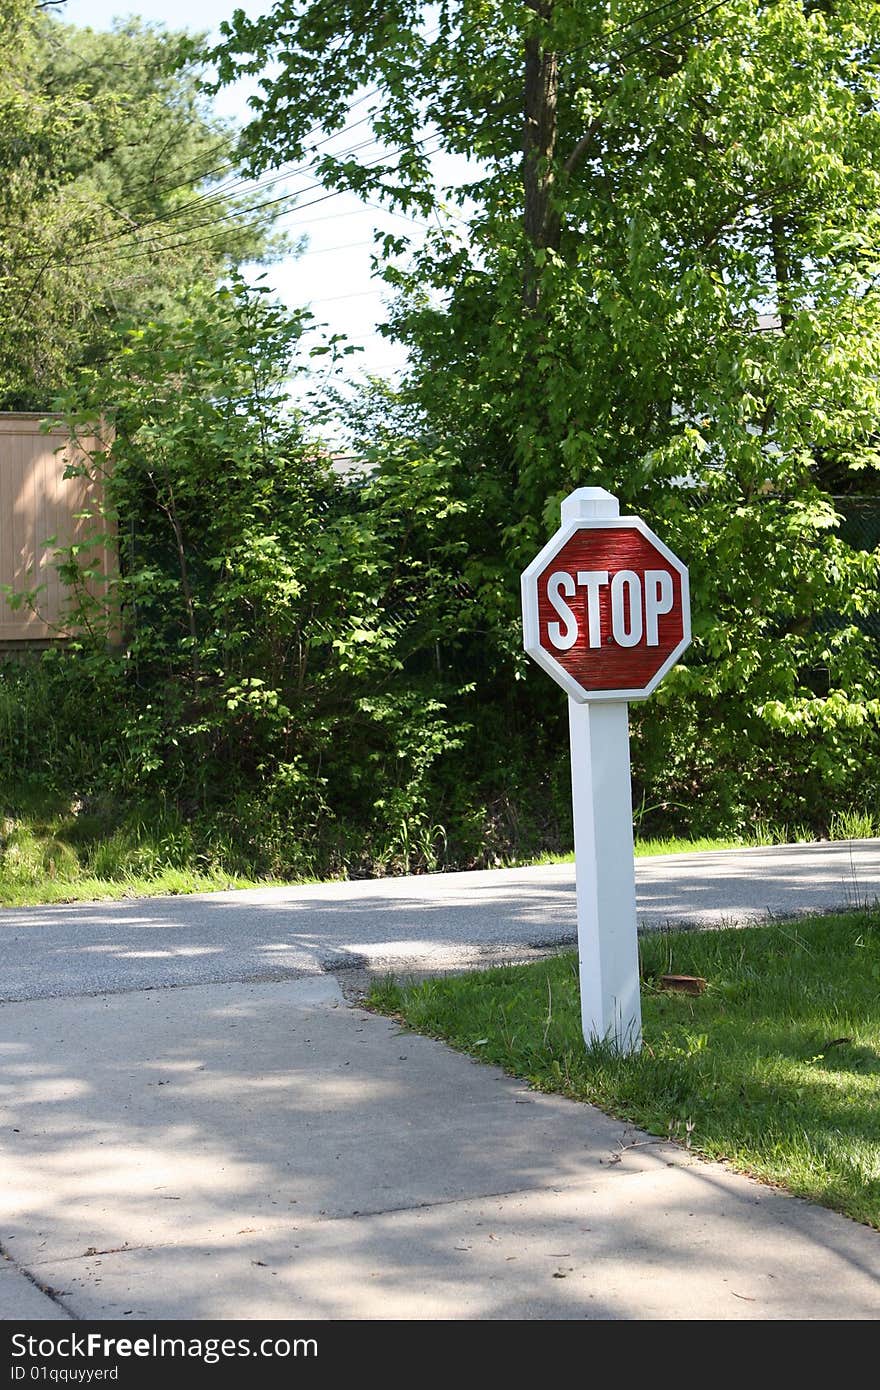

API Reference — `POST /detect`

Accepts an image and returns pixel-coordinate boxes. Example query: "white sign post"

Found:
[521,487,691,1055]
[568,695,642,1052]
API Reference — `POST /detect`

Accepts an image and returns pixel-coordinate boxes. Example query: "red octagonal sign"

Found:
[521,513,691,702]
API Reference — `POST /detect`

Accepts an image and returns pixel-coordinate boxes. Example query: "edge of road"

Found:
[2,836,878,915]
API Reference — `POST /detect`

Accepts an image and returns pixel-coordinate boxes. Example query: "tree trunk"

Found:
[770,212,793,334]
[523,6,559,310]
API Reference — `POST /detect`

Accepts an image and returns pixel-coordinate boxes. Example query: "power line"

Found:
[49,0,729,272]
[48,45,462,265]
[307,288,386,304]
[161,97,444,235]
[287,195,441,231]
[611,0,731,64]
[127,107,384,214]
[19,44,407,265]
[40,139,447,273]
[562,0,715,58]
[25,2,734,278]
[116,39,438,211]
[299,238,376,256]
[128,135,444,258]
[28,130,389,268]
[16,127,409,268]
[296,202,432,229]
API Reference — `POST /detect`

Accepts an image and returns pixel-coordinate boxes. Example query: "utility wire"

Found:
[561,0,720,58]
[299,238,375,255]
[25,127,390,267]
[16,128,399,267]
[43,140,447,273]
[28,0,732,275]
[308,288,386,304]
[609,0,730,64]
[115,38,441,207]
[79,1,717,239]
[118,106,384,217]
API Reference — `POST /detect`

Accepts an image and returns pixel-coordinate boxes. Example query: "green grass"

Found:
[528,835,767,866]
[1,794,878,908]
[0,865,262,908]
[0,797,270,906]
[368,911,880,1229]
[534,817,880,866]
[0,828,804,906]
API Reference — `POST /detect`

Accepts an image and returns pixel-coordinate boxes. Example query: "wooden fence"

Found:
[0,414,114,648]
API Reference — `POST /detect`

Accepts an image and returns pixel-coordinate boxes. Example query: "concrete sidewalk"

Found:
[2,975,878,1320]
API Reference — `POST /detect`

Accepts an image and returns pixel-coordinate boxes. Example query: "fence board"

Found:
[0,414,115,645]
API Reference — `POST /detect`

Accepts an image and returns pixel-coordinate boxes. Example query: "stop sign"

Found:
[521,511,690,702]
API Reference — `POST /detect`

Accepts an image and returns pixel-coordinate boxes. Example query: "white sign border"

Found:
[521,516,691,703]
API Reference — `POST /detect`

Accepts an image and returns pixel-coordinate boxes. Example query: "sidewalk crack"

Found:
[1,1240,79,1319]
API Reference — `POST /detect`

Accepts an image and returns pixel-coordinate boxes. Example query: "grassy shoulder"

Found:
[0,795,790,907]
[0,866,264,908]
[0,828,820,906]
[368,911,880,1229]
[531,834,762,865]
[0,797,274,906]
[0,793,877,907]
[531,807,880,865]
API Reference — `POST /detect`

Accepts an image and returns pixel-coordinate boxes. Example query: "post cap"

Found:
[560,487,620,522]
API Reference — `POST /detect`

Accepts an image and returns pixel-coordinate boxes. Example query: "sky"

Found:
[54,0,453,400]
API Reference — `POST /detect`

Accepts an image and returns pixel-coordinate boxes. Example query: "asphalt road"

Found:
[4,839,880,1323]
[2,840,879,1003]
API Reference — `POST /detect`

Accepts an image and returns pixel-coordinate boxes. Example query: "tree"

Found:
[0,3,284,407]
[42,276,469,874]
[215,1,880,837]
